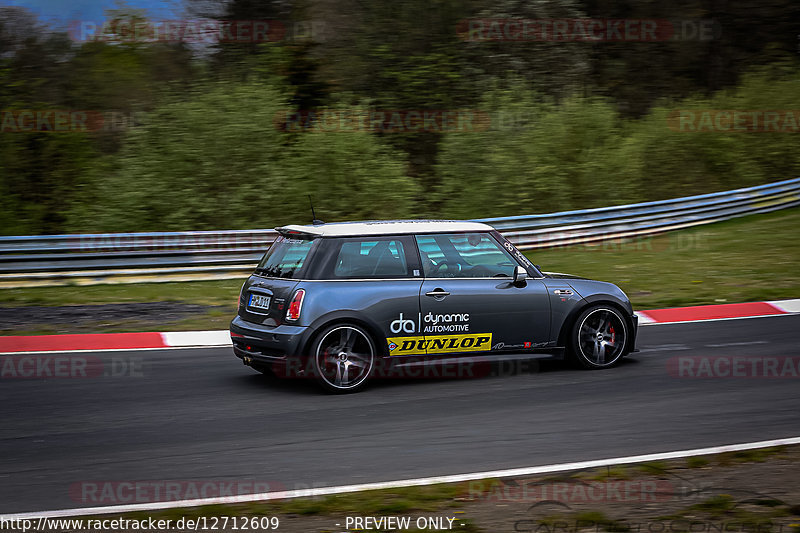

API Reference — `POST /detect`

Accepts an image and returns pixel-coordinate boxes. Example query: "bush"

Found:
[436,67,800,219]
[71,82,417,232]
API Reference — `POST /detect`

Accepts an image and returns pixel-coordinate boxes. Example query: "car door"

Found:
[412,232,551,356]
[309,235,426,358]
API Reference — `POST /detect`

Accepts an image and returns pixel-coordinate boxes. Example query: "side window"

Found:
[415,233,517,278]
[415,236,446,277]
[332,238,409,278]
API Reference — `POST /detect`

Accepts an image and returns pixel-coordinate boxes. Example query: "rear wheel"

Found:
[312,324,376,393]
[568,306,628,369]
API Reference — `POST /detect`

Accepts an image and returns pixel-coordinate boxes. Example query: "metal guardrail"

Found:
[480,177,800,249]
[1,178,798,283]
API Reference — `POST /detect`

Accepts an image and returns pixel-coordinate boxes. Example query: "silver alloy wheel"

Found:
[576,308,627,367]
[314,325,375,391]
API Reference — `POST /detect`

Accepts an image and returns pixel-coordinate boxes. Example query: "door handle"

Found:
[553,289,573,295]
[425,289,450,298]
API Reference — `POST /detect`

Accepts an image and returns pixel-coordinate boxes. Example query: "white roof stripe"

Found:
[277,220,493,237]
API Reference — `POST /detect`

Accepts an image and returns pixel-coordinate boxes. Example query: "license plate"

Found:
[248,294,271,311]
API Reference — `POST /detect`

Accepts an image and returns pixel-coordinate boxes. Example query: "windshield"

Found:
[255,236,315,278]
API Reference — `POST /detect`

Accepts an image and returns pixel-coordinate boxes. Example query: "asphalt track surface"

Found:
[1,315,798,514]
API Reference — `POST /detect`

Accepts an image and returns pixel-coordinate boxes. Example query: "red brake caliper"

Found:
[609,326,615,344]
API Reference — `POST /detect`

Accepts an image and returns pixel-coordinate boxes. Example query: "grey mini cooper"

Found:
[230,220,638,392]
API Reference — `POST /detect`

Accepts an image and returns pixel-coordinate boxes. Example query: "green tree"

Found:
[72,74,417,232]
[436,86,634,218]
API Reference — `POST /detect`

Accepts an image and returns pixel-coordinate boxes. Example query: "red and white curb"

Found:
[0,299,798,355]
[0,331,231,355]
[635,298,800,325]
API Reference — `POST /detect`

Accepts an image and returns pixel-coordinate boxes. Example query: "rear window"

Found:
[255,236,314,279]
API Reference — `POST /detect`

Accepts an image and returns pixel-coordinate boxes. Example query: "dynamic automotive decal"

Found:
[502,239,534,269]
[389,313,419,334]
[386,333,492,356]
[389,312,471,334]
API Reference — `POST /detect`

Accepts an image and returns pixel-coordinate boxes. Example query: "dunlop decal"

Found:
[386,333,492,356]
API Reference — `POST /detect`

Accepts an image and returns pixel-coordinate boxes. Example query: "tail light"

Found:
[286,289,305,321]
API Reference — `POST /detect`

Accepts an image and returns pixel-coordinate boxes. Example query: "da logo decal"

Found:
[386,333,492,356]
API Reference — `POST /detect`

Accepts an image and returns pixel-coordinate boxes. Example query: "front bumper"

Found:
[628,312,639,353]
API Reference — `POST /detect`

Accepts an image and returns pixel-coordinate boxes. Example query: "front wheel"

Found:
[312,324,376,393]
[567,306,628,369]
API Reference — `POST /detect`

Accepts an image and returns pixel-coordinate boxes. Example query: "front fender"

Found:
[554,281,637,354]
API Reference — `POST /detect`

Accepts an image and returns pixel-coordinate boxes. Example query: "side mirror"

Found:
[513,265,528,286]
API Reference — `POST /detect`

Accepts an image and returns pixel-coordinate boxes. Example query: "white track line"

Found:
[3,436,800,520]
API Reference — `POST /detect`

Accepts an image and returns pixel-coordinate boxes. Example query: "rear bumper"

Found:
[230,316,311,366]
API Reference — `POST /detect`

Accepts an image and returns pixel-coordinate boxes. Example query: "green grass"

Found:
[0,279,244,307]
[0,310,238,337]
[683,447,786,469]
[663,492,791,526]
[690,494,737,516]
[715,447,786,465]
[278,483,463,516]
[0,280,243,335]
[525,208,800,309]
[686,456,710,468]
[636,461,670,475]
[577,466,631,481]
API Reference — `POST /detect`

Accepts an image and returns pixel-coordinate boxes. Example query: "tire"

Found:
[567,305,628,369]
[311,323,376,393]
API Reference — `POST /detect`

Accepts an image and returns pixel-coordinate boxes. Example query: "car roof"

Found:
[276,220,493,237]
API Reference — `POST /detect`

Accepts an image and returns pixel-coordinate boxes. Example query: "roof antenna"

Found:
[308,195,325,225]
